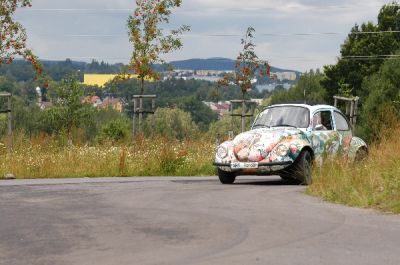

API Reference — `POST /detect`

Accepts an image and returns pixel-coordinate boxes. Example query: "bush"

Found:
[96,118,131,143]
[144,107,199,140]
[358,56,400,142]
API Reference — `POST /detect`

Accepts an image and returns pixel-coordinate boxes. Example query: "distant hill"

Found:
[4,58,300,83]
[161,57,300,73]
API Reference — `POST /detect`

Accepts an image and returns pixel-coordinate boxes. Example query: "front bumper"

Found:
[213,161,292,167]
[213,161,292,173]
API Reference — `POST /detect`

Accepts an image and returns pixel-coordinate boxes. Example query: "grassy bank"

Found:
[0,134,215,179]
[307,127,400,214]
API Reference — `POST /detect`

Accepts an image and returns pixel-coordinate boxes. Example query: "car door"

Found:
[333,111,353,159]
[311,110,341,159]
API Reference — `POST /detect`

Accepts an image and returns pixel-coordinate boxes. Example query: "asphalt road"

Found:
[0,176,399,265]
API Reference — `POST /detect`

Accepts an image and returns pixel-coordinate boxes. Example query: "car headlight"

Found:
[217,146,228,159]
[275,144,289,157]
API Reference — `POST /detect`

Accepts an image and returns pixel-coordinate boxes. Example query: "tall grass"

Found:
[0,133,215,179]
[308,126,400,214]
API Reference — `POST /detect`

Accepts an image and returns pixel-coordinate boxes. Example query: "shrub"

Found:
[144,107,199,140]
[96,118,131,143]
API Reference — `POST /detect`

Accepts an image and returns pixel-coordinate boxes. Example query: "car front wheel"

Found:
[218,169,236,184]
[296,150,312,185]
[280,150,312,185]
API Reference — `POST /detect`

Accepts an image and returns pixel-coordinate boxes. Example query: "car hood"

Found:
[231,127,307,162]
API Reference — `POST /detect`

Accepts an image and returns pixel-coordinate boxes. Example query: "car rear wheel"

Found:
[218,169,236,184]
[355,147,368,162]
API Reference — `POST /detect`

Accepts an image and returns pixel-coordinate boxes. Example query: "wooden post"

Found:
[353,98,359,126]
[133,98,137,136]
[240,99,246,132]
[0,92,12,152]
[230,103,234,134]
[7,95,12,151]
[333,95,360,130]
[151,98,155,113]
[139,96,143,133]
[132,95,157,136]
[230,99,257,135]
[7,96,11,132]
[349,100,355,128]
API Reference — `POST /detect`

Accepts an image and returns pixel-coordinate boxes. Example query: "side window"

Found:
[313,111,333,131]
[334,111,350,131]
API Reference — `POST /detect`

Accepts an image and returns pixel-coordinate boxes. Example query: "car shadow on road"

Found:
[234,177,299,186]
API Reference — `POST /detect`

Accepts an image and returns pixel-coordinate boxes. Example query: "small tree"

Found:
[127,0,190,95]
[217,27,269,132]
[40,76,94,142]
[217,27,270,100]
[0,0,42,75]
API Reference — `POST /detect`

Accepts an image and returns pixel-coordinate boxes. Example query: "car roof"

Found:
[266,103,339,113]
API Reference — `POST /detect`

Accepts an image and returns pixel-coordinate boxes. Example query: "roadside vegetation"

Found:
[308,124,400,214]
[0,133,215,179]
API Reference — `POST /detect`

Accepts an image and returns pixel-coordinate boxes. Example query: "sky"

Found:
[14,0,395,72]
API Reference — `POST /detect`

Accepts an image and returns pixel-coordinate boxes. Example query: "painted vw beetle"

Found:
[214,104,368,185]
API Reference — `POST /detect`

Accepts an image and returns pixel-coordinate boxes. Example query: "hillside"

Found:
[3,58,300,83]
[165,58,300,73]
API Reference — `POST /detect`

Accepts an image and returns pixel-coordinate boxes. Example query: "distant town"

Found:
[78,69,299,117]
[162,69,298,84]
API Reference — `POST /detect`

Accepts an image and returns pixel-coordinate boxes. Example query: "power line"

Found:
[30,30,400,39]
[339,54,400,61]
[20,4,387,13]
[342,55,400,58]
[20,8,133,13]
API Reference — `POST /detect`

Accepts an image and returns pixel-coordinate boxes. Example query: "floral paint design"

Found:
[215,105,368,174]
[216,126,367,171]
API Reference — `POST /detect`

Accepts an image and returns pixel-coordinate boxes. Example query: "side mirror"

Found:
[314,124,325,131]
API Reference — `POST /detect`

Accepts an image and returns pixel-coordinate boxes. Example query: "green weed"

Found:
[308,126,400,214]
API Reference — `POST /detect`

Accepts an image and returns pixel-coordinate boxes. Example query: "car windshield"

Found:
[252,106,310,129]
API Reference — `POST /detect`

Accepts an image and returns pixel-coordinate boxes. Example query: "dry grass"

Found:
[308,127,400,214]
[0,133,216,179]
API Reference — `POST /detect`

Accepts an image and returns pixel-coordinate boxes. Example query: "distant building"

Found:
[162,69,233,82]
[83,74,119,87]
[203,101,231,119]
[82,96,102,107]
[83,74,154,88]
[271,72,298,81]
[99,97,125,113]
[204,99,264,119]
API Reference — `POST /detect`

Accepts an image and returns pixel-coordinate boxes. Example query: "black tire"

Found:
[296,150,312,185]
[355,148,368,162]
[280,150,312,185]
[279,174,292,180]
[279,174,300,184]
[218,169,236,184]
